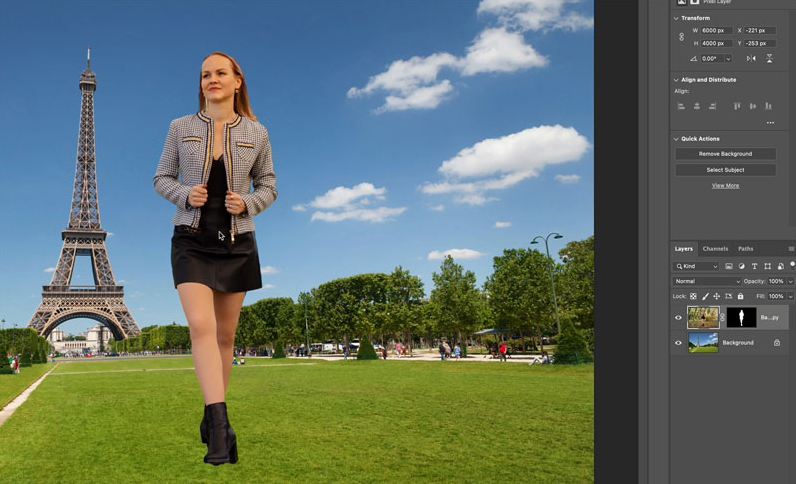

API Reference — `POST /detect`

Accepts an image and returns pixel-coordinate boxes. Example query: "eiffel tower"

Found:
[28,49,140,346]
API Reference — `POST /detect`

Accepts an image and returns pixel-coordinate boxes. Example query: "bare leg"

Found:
[214,290,246,393]
[178,283,224,405]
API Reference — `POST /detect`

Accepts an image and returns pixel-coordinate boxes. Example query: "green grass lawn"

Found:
[0,357,593,483]
[689,347,719,353]
[0,362,54,408]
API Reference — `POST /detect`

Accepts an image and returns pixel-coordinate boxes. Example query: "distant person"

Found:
[14,356,20,373]
[154,51,277,466]
[382,348,388,360]
[498,343,507,362]
[402,345,407,357]
[240,358,245,365]
[444,342,451,360]
[232,357,238,365]
[439,343,445,361]
[454,345,461,361]
[529,351,550,365]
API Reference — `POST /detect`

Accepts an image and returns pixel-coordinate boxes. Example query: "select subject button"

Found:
[675,164,776,176]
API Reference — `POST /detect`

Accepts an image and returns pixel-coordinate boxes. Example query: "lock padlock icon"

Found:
[737,293,744,300]
[774,339,781,347]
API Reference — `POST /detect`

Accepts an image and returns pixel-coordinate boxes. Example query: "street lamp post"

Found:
[531,232,564,336]
[304,301,311,358]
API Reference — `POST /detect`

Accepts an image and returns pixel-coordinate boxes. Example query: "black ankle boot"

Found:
[204,402,238,465]
[200,405,209,444]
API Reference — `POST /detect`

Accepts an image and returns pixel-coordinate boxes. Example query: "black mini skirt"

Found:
[171,225,262,293]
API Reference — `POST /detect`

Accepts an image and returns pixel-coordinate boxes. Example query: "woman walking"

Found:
[154,52,277,465]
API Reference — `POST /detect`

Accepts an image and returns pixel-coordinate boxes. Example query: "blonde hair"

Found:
[198,51,257,121]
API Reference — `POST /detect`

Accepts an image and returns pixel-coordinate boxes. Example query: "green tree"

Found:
[296,291,315,356]
[139,332,151,351]
[247,297,296,349]
[484,248,555,351]
[552,318,593,364]
[557,236,594,330]
[356,337,379,360]
[0,340,11,373]
[431,256,480,347]
[387,266,425,355]
[235,305,257,349]
[313,278,364,351]
[152,324,190,351]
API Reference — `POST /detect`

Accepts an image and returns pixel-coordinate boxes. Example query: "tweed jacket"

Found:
[154,111,277,241]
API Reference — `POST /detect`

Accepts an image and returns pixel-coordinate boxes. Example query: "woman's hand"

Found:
[225,190,247,215]
[188,184,208,208]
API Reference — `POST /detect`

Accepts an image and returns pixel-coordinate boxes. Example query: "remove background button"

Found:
[675,148,776,160]
[675,164,776,176]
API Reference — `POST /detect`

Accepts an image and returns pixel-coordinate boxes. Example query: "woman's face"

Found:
[201,55,242,106]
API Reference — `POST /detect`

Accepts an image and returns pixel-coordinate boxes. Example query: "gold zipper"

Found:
[225,117,241,244]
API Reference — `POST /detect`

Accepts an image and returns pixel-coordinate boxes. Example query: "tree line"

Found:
[1,328,52,372]
[111,324,191,353]
[233,236,594,356]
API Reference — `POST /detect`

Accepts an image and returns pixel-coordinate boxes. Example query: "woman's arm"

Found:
[153,120,193,209]
[238,127,277,218]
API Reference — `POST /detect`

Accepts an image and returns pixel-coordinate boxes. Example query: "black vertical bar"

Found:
[595,1,639,483]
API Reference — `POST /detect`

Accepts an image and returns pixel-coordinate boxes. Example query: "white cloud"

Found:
[439,125,589,178]
[349,33,541,113]
[428,248,486,260]
[554,174,581,184]
[453,194,499,206]
[421,171,534,195]
[495,221,511,228]
[292,204,307,212]
[44,267,56,273]
[311,207,407,223]
[348,53,458,98]
[429,204,445,211]
[297,182,406,223]
[264,284,276,289]
[261,266,278,274]
[420,125,589,202]
[478,0,594,32]
[461,27,547,76]
[117,279,126,284]
[378,80,455,112]
[349,1,590,112]
[309,182,386,209]
[107,232,114,237]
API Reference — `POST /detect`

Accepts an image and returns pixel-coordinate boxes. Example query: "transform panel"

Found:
[667,1,795,483]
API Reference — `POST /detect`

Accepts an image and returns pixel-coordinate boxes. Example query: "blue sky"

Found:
[0,0,593,336]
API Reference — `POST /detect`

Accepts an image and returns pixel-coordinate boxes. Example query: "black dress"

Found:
[170,155,262,292]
